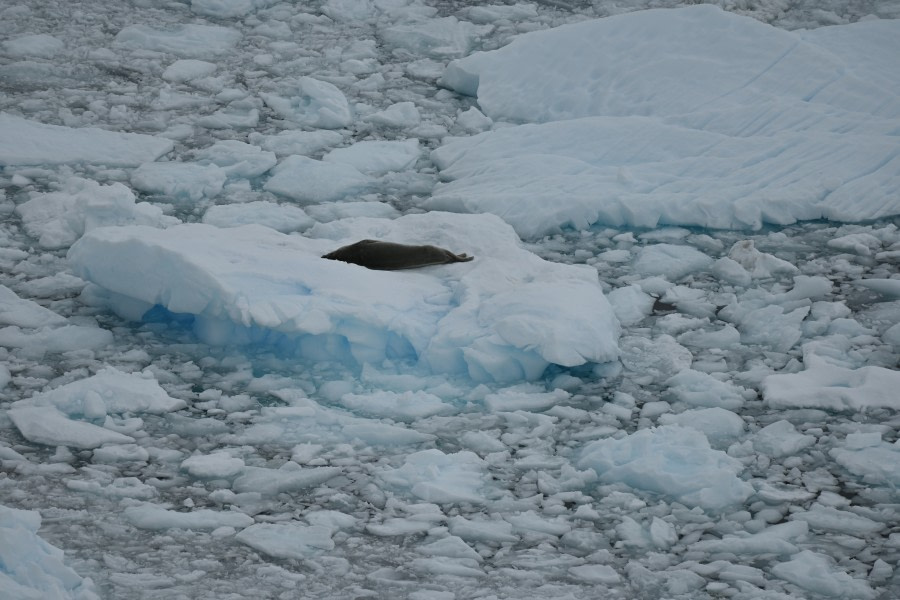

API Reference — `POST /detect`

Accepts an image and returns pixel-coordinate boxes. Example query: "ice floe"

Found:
[0,114,173,167]
[0,505,99,600]
[429,6,900,237]
[68,212,619,382]
[577,425,753,512]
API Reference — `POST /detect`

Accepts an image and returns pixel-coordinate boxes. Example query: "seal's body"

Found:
[322,239,474,270]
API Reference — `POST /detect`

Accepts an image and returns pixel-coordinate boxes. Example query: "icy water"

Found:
[2,1,900,599]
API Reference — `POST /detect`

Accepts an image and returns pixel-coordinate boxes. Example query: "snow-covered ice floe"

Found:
[0,113,174,167]
[0,504,99,600]
[9,367,186,449]
[577,425,752,513]
[431,5,900,238]
[68,212,620,382]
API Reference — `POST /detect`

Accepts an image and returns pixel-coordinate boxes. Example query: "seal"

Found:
[322,239,474,270]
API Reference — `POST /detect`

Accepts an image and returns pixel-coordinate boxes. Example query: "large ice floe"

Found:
[0,114,174,167]
[0,505,99,600]
[2,1,900,598]
[430,5,900,238]
[68,212,620,382]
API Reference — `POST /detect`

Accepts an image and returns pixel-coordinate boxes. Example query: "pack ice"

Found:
[431,5,900,238]
[68,212,620,382]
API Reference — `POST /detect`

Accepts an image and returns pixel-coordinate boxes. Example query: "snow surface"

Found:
[431,5,900,238]
[68,212,620,382]
[1,0,899,599]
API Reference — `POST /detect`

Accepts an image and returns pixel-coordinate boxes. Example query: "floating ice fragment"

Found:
[236,523,334,559]
[16,177,176,249]
[763,364,900,411]
[771,550,875,599]
[202,201,313,232]
[69,212,619,382]
[114,24,242,58]
[378,449,494,505]
[232,464,341,495]
[577,425,752,512]
[162,59,216,82]
[364,102,421,128]
[790,503,884,535]
[3,33,64,58]
[0,284,68,328]
[431,7,900,235]
[18,367,186,417]
[249,130,344,157]
[618,335,691,381]
[664,370,746,411]
[193,140,277,179]
[9,405,134,449]
[0,114,173,167]
[752,420,815,458]
[131,162,226,201]
[261,77,353,128]
[191,0,277,18]
[633,244,713,280]
[181,452,246,479]
[264,155,373,203]
[0,504,100,599]
[379,16,483,59]
[123,504,254,530]
[852,278,900,299]
[830,437,900,492]
[337,389,454,421]
[323,139,420,175]
[658,407,745,449]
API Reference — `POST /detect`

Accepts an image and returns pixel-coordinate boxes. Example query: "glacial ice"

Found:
[430,6,900,237]
[68,212,620,382]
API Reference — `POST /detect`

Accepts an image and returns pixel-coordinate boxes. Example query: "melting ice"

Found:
[1,1,899,599]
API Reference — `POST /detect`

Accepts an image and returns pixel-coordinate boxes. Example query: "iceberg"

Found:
[68,212,619,382]
[430,6,900,237]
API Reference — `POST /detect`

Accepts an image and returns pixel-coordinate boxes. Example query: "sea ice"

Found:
[379,16,484,59]
[9,405,135,449]
[657,407,745,449]
[161,59,217,82]
[113,24,242,58]
[263,155,373,203]
[13,367,185,418]
[323,139,420,175]
[181,452,246,479]
[577,425,753,512]
[770,550,876,599]
[248,130,344,157]
[664,369,746,410]
[261,76,353,128]
[429,6,900,236]
[123,504,254,530]
[3,33,64,58]
[378,449,496,504]
[0,504,99,600]
[202,201,314,232]
[763,364,900,411]
[131,162,226,201]
[235,523,335,559]
[0,284,68,329]
[0,114,173,167]
[830,435,900,492]
[193,140,277,179]
[363,102,421,128]
[16,178,177,249]
[752,420,815,458]
[68,212,619,382]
